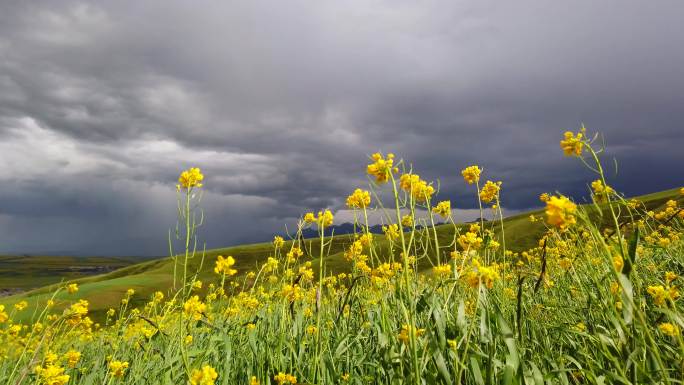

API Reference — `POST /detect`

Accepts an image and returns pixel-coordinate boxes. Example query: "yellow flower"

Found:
[250,376,260,385]
[0,305,9,323]
[560,129,585,156]
[367,152,395,183]
[612,255,624,272]
[432,264,451,278]
[274,372,297,385]
[273,236,285,249]
[183,296,207,320]
[346,188,371,209]
[341,373,350,381]
[35,364,70,385]
[153,291,165,302]
[108,360,129,378]
[658,322,680,337]
[192,280,203,291]
[382,224,400,241]
[665,271,677,284]
[64,350,81,368]
[107,308,116,317]
[434,200,451,218]
[178,167,204,189]
[545,195,577,229]
[303,212,316,223]
[317,209,334,228]
[591,180,614,202]
[401,214,414,227]
[66,283,79,294]
[126,288,135,297]
[399,174,434,203]
[479,180,501,203]
[190,365,218,385]
[398,324,425,344]
[539,193,550,202]
[185,335,193,345]
[14,300,28,311]
[647,285,680,306]
[306,325,318,335]
[215,255,237,276]
[286,247,304,263]
[461,165,482,185]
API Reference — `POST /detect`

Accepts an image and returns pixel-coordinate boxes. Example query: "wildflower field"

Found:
[1,128,682,385]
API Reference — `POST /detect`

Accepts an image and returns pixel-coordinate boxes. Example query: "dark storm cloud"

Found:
[0,1,682,255]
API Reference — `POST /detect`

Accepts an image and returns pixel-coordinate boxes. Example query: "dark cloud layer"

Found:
[0,1,682,256]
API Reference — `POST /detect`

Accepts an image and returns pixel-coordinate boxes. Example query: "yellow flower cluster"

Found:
[273,236,285,249]
[461,165,482,184]
[399,174,434,203]
[286,246,304,263]
[346,188,371,209]
[178,167,204,189]
[183,296,207,320]
[401,214,414,227]
[479,180,501,203]
[367,153,395,183]
[458,224,483,250]
[190,365,218,385]
[66,283,79,294]
[398,324,425,344]
[214,255,237,276]
[432,264,451,278]
[108,360,129,378]
[433,200,451,218]
[560,129,585,156]
[591,180,614,202]
[303,210,334,228]
[383,224,400,241]
[545,195,577,230]
[647,284,680,307]
[274,372,297,385]
[658,322,680,337]
[463,259,500,289]
[35,364,70,385]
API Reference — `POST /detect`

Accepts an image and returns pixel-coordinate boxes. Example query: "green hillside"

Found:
[2,187,681,323]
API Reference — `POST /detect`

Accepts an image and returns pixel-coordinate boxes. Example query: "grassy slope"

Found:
[2,187,681,322]
[0,255,144,290]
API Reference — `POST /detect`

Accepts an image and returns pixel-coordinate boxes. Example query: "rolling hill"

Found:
[2,187,681,323]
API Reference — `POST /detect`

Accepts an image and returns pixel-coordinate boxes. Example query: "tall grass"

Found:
[0,128,682,385]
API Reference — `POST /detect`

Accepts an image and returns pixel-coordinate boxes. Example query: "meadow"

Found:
[0,127,682,385]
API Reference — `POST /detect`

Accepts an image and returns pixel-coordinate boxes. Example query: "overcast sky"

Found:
[0,1,682,256]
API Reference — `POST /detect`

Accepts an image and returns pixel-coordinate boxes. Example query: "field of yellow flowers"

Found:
[0,127,682,385]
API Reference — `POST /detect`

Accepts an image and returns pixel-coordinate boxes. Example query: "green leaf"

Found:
[470,357,485,385]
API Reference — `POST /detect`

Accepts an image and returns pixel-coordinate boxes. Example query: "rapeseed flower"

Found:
[434,200,451,218]
[183,296,207,320]
[560,129,585,156]
[545,195,577,230]
[178,167,204,189]
[108,360,129,378]
[367,153,395,183]
[215,255,237,276]
[190,365,218,385]
[35,364,69,385]
[658,322,680,337]
[461,165,481,185]
[346,188,371,209]
[274,372,297,385]
[66,283,78,294]
[479,181,501,203]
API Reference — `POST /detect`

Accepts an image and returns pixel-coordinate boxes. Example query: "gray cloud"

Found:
[0,1,682,255]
